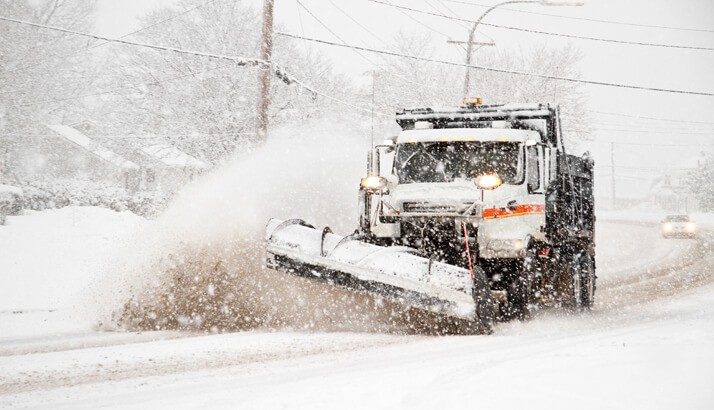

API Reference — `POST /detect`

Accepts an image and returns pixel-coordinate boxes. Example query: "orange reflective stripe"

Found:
[482,204,545,219]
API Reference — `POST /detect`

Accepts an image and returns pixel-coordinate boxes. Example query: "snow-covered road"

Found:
[0,208,712,409]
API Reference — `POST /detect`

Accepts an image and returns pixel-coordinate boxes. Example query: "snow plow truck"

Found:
[265,102,595,334]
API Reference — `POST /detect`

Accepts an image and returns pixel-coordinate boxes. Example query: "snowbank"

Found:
[0,184,23,195]
[0,207,145,312]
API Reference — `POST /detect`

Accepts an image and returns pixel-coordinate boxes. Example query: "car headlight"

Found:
[475,173,503,190]
[360,176,387,190]
[662,223,673,232]
[685,223,697,233]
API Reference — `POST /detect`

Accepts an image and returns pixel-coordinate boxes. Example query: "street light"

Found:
[461,0,584,101]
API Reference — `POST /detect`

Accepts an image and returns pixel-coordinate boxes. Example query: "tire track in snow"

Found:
[596,222,713,310]
[2,222,711,397]
[0,333,415,395]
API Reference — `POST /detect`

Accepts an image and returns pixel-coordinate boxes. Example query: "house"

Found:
[99,136,209,194]
[649,156,702,213]
[4,124,207,196]
[4,124,139,189]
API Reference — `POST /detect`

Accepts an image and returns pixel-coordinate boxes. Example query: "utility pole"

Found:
[256,0,274,143]
[610,142,616,210]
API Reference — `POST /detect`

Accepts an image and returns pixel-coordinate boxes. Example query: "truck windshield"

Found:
[395,141,522,184]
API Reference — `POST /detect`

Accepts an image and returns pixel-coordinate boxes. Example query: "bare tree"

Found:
[366,31,591,144]
[0,0,98,182]
[95,0,352,165]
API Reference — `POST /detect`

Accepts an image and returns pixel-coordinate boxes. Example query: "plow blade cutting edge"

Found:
[265,219,495,332]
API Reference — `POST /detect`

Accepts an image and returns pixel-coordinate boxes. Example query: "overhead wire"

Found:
[16,64,229,107]
[441,0,714,34]
[0,12,394,119]
[297,0,439,101]
[0,15,305,87]
[325,0,388,46]
[380,0,457,43]
[568,127,714,135]
[592,141,713,148]
[367,0,714,51]
[2,0,220,78]
[274,32,714,97]
[593,110,714,126]
[424,0,468,30]
[3,7,712,125]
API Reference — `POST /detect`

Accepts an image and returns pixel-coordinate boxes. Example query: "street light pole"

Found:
[462,0,584,100]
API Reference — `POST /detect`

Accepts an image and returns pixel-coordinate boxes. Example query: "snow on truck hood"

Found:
[397,128,539,144]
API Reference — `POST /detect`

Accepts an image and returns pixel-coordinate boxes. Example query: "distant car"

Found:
[661,214,697,238]
[0,184,24,225]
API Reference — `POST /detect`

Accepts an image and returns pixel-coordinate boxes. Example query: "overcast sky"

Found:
[95,0,714,200]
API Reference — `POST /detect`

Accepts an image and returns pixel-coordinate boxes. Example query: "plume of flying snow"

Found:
[88,118,437,334]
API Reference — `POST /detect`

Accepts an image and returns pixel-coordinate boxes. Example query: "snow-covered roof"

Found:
[397,128,539,144]
[0,184,23,195]
[139,142,208,169]
[47,124,139,170]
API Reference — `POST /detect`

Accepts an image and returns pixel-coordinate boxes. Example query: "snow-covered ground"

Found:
[0,207,712,409]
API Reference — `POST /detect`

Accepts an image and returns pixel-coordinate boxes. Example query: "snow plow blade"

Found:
[265,218,495,333]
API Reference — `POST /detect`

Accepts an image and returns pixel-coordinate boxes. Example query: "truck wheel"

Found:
[471,266,495,333]
[564,250,595,310]
[503,260,532,321]
[578,253,596,309]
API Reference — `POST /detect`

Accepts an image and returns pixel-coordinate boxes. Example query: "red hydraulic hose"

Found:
[462,222,475,280]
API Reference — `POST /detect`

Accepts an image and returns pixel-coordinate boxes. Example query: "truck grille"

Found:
[402,202,480,215]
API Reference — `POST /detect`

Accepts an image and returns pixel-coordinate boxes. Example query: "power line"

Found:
[325,0,387,46]
[2,0,219,78]
[596,165,697,171]
[441,0,714,34]
[590,124,714,133]
[368,0,714,51]
[298,0,437,100]
[592,141,714,148]
[597,174,656,181]
[593,110,714,126]
[17,64,229,107]
[274,32,714,97]
[381,0,453,40]
[569,127,713,135]
[0,15,305,88]
[590,118,714,129]
[0,14,391,119]
[425,0,467,30]
[433,0,496,44]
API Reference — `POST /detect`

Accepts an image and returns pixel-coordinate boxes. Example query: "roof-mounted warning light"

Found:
[463,97,483,107]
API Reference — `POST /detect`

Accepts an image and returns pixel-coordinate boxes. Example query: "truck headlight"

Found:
[475,173,503,190]
[360,176,387,190]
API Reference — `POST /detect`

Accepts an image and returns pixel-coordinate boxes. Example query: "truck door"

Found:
[526,145,544,194]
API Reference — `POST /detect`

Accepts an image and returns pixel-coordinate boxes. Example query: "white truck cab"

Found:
[362,126,549,260]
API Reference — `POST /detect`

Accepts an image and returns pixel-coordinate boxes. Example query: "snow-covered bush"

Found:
[0,184,24,216]
[18,181,167,217]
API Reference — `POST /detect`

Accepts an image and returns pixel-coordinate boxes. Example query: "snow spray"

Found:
[90,119,422,333]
